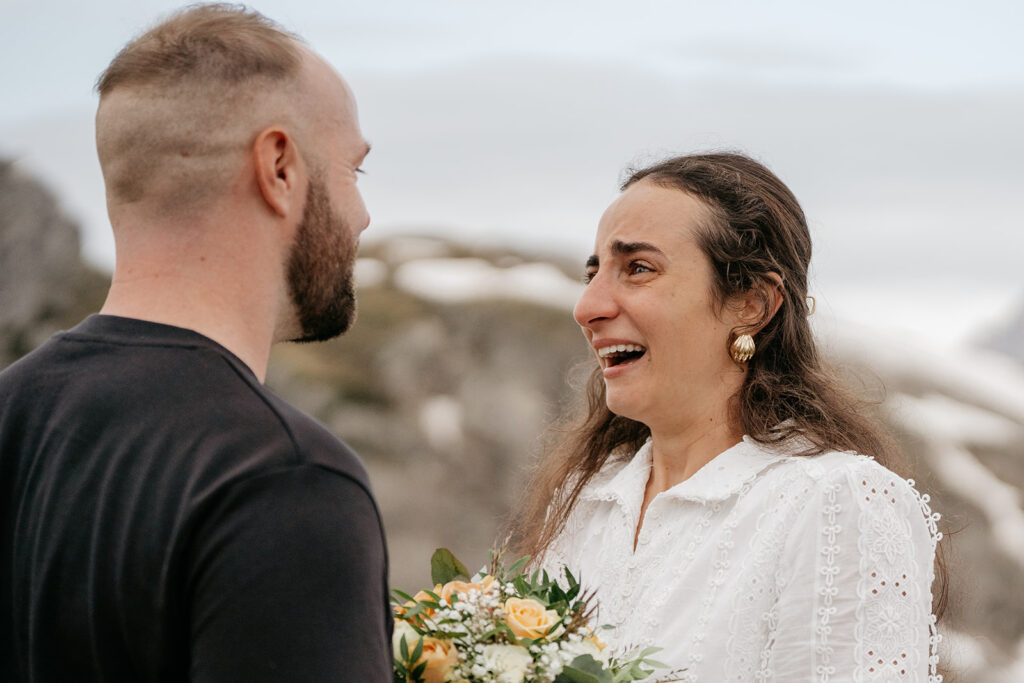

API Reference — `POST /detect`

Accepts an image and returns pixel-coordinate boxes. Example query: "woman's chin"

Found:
[604,395,646,425]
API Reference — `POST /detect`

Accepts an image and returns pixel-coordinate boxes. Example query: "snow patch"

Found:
[354,258,388,289]
[380,236,452,264]
[893,392,1024,568]
[890,393,1022,448]
[818,318,1024,424]
[928,441,1024,569]
[419,395,464,453]
[393,258,583,310]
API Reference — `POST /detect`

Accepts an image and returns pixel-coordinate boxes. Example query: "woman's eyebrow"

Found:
[612,240,664,256]
[586,241,664,268]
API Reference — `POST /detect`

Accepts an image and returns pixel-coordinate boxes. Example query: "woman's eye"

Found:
[583,270,597,284]
[627,261,653,276]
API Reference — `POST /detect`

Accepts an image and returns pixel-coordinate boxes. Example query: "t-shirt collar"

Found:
[581,435,791,506]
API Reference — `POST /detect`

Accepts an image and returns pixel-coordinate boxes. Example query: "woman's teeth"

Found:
[598,344,647,367]
[598,343,645,358]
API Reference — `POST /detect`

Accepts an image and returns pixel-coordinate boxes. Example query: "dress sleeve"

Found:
[185,464,393,682]
[767,458,942,682]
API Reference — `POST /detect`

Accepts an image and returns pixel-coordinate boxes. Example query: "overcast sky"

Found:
[2,0,1022,347]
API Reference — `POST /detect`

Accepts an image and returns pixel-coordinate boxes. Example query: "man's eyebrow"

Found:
[612,240,663,256]
[585,255,599,269]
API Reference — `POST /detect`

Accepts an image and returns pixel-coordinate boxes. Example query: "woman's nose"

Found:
[573,272,618,328]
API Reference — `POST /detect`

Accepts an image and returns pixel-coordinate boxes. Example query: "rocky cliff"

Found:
[3,163,1023,681]
[0,161,109,366]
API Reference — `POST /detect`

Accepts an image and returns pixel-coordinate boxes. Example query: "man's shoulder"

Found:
[1,316,371,491]
[257,391,372,489]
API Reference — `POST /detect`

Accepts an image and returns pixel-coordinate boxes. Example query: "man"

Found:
[0,5,391,681]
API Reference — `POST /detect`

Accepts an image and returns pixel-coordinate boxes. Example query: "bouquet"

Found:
[392,548,667,683]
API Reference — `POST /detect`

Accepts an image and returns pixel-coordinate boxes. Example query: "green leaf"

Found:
[398,634,409,661]
[555,671,601,683]
[410,636,424,663]
[505,555,530,577]
[430,547,470,586]
[555,655,614,683]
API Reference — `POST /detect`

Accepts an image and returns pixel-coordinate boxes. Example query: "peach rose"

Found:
[418,636,459,683]
[503,597,564,641]
[395,584,443,623]
[440,575,497,604]
[393,622,458,683]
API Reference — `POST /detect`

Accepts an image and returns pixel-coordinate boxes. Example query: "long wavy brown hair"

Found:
[508,151,947,622]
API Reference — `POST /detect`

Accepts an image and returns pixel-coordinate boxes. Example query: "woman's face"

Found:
[573,180,743,431]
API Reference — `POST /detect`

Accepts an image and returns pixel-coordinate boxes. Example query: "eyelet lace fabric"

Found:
[543,438,942,682]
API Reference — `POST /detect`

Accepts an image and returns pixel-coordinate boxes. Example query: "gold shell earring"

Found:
[730,334,755,363]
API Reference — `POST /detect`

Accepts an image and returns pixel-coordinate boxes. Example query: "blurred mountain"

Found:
[982,301,1024,366]
[3,162,1024,681]
[0,160,109,367]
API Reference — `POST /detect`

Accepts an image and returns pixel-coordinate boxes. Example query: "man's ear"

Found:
[734,272,784,334]
[252,127,303,218]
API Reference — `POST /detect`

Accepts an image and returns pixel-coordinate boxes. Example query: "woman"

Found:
[513,153,944,681]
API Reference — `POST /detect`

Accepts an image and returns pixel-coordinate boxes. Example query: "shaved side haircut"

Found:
[95,4,307,213]
[96,3,303,95]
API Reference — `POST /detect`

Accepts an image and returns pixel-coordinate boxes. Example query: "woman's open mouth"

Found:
[598,343,647,368]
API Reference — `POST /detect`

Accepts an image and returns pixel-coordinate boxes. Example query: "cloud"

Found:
[2,52,1021,340]
[669,38,861,75]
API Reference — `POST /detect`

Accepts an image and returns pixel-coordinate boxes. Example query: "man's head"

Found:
[95,3,370,342]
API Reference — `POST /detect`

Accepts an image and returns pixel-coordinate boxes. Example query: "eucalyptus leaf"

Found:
[430,547,470,585]
[555,655,613,683]
[399,634,410,661]
[410,635,424,663]
[506,555,530,576]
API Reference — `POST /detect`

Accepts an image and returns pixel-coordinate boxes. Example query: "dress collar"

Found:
[581,435,792,506]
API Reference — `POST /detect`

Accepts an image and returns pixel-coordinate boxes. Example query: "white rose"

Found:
[480,643,533,683]
[560,637,608,665]
[393,620,420,660]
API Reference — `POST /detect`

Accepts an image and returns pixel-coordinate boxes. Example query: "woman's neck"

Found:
[647,418,743,494]
[633,409,742,550]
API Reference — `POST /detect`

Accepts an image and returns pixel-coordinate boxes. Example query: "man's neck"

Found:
[101,269,279,383]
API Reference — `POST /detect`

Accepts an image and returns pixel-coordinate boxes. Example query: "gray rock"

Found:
[0,160,107,365]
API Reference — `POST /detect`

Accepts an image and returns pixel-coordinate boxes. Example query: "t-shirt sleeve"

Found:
[185,464,392,682]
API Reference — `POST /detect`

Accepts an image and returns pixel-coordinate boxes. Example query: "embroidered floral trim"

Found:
[854,468,942,681]
[816,481,842,681]
[908,480,944,683]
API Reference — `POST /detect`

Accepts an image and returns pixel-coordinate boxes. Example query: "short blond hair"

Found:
[97,3,303,96]
[95,4,307,212]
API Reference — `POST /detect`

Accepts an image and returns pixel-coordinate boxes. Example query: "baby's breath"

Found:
[391,548,670,682]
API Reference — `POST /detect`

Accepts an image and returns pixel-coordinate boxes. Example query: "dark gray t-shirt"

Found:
[0,315,392,681]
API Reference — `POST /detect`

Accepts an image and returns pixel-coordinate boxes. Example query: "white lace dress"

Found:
[543,436,943,682]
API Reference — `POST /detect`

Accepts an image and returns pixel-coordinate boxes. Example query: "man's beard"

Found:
[285,174,358,343]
